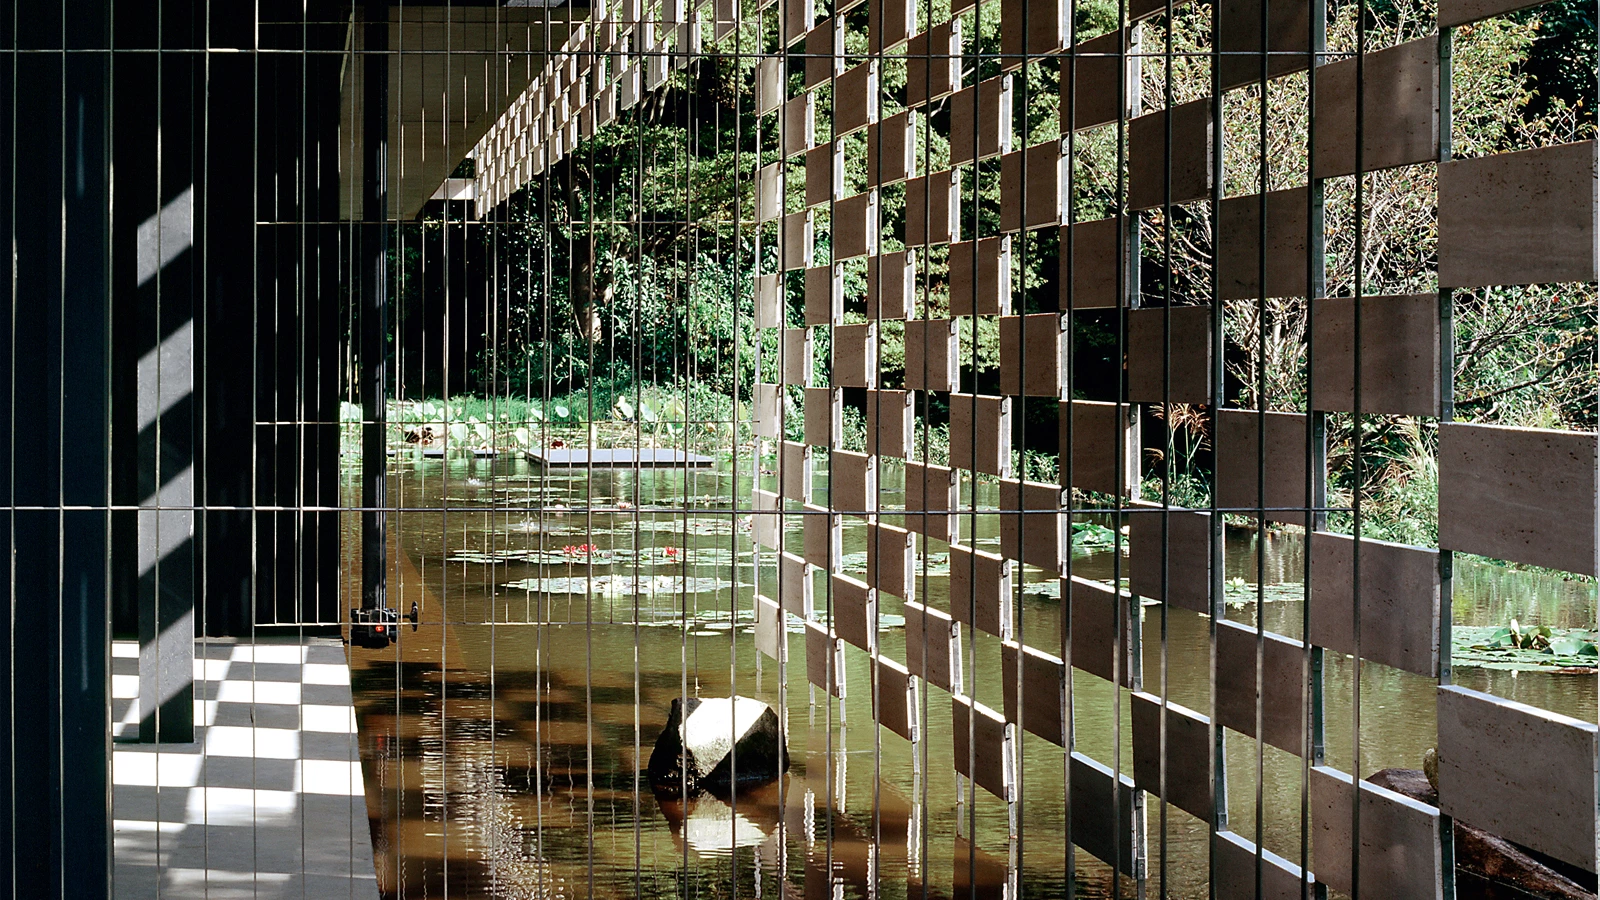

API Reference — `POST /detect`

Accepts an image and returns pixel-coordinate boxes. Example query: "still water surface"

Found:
[346,453,1595,899]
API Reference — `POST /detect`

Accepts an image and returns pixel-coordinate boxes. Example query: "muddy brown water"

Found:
[344,453,1595,899]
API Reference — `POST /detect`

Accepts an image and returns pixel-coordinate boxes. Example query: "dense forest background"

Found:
[425,0,1596,545]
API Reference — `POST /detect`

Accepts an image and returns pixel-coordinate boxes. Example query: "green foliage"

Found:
[463,0,1593,560]
[1070,520,1116,550]
[1455,622,1599,671]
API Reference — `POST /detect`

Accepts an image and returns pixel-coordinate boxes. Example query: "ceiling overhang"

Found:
[339,5,582,220]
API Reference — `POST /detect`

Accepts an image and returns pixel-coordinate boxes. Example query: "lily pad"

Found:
[1221,580,1307,608]
[1071,521,1118,551]
[1453,625,1598,672]
[501,574,748,597]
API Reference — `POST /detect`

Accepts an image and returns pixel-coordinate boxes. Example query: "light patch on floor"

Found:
[111,637,378,899]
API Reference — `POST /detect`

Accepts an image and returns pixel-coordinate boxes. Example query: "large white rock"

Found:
[647,696,789,795]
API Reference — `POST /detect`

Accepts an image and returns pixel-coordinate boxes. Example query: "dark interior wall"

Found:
[4,0,353,891]
[108,0,347,639]
[396,211,493,399]
[3,0,113,893]
[252,3,346,629]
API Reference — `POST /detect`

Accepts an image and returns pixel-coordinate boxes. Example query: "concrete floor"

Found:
[112,638,379,899]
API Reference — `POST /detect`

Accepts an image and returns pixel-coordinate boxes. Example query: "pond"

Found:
[343,451,1596,900]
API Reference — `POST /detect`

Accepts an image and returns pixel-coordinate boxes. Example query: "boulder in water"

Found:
[1369,767,1597,900]
[648,696,788,796]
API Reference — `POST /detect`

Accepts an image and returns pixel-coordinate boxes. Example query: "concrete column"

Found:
[361,0,390,611]
[136,309,196,744]
[5,0,115,892]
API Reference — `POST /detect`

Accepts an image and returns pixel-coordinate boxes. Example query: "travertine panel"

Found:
[867,111,917,186]
[948,544,1013,639]
[869,0,916,50]
[804,264,841,326]
[804,17,841,88]
[1310,294,1439,417]
[1313,38,1438,179]
[1217,187,1310,300]
[867,521,916,600]
[904,171,960,246]
[755,272,783,328]
[1001,0,1069,60]
[1441,0,1556,28]
[779,550,814,618]
[783,327,813,385]
[1060,29,1130,133]
[904,599,960,692]
[834,61,879,136]
[999,314,1067,397]
[1215,409,1310,524]
[1000,141,1066,232]
[948,237,1012,317]
[1002,641,1066,744]
[1126,305,1213,404]
[903,460,958,543]
[1128,98,1213,210]
[752,382,782,438]
[805,143,838,208]
[1130,691,1213,821]
[906,22,962,107]
[833,191,878,260]
[866,389,914,458]
[1128,506,1212,614]
[802,502,839,570]
[756,161,783,222]
[1070,752,1140,875]
[904,318,958,391]
[756,56,783,115]
[753,489,782,548]
[712,0,737,40]
[1059,217,1123,309]
[1438,140,1598,288]
[804,386,839,448]
[832,322,877,389]
[1214,619,1308,756]
[949,393,1012,477]
[999,479,1067,573]
[829,450,876,516]
[953,697,1015,802]
[1213,831,1314,899]
[1062,400,1128,495]
[782,0,813,45]
[1308,532,1439,676]
[1437,684,1598,870]
[783,92,815,156]
[830,574,875,652]
[950,77,1013,165]
[1217,0,1311,91]
[1437,422,1597,575]
[755,595,783,659]
[1068,576,1133,685]
[782,210,814,271]
[867,250,915,320]
[781,440,812,503]
[875,657,917,742]
[806,619,844,697]
[1311,766,1443,900]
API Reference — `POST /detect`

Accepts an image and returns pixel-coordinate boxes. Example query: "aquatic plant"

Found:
[1455,623,1599,671]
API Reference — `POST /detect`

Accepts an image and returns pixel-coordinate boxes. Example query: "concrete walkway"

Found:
[111,637,379,899]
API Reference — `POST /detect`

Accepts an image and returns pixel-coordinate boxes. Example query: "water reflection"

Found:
[345,453,1595,899]
[658,786,779,857]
